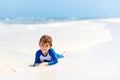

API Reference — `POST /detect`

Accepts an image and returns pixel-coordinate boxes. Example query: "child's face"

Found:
[39,42,51,54]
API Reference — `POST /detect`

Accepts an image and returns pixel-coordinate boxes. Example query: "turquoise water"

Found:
[0,17,77,24]
[0,17,99,24]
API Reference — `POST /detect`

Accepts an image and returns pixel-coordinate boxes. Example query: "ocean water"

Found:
[0,17,81,24]
[0,17,120,80]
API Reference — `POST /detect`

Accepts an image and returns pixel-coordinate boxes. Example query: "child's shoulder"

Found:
[36,49,42,54]
[49,48,55,52]
[49,48,54,50]
[36,49,41,52]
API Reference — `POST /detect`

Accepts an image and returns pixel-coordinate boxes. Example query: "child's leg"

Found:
[61,51,69,57]
[56,51,69,58]
[56,53,64,58]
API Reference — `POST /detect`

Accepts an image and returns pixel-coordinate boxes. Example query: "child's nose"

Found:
[43,46,47,49]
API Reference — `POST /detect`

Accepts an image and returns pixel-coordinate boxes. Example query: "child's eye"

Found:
[45,45,48,47]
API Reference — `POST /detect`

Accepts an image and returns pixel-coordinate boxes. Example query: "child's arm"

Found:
[48,48,58,65]
[34,50,42,65]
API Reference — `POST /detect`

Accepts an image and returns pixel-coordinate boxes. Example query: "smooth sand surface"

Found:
[0,18,120,80]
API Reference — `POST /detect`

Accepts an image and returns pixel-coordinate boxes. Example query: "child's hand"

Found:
[40,62,48,66]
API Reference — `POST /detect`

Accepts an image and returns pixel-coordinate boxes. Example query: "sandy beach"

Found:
[0,18,120,80]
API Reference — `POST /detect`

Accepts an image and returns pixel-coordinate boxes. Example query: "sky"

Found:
[0,0,120,18]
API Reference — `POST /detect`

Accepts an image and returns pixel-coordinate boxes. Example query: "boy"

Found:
[32,34,64,67]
